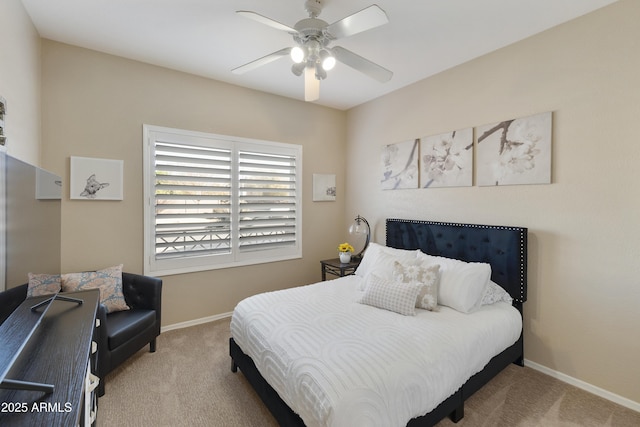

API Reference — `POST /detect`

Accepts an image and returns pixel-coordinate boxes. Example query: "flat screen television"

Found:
[0,151,62,292]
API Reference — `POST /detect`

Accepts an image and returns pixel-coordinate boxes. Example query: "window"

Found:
[143,125,302,276]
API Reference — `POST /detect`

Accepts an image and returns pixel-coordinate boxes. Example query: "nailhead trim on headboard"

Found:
[386,218,528,304]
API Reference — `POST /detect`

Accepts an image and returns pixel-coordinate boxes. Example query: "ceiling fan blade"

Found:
[332,46,392,83]
[326,5,388,40]
[232,48,292,74]
[304,66,319,102]
[236,11,296,33]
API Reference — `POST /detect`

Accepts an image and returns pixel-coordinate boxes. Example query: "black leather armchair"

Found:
[96,272,162,396]
[0,272,162,397]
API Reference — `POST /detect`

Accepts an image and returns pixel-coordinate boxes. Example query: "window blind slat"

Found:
[155,195,230,202]
[156,175,231,185]
[155,185,230,194]
[155,223,230,231]
[156,158,230,169]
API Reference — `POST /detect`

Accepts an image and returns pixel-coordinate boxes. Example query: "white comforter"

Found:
[230,275,522,427]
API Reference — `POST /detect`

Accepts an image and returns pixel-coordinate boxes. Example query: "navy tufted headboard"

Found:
[386,219,527,308]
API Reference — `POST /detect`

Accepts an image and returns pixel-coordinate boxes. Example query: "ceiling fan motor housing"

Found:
[294,18,329,42]
[293,18,330,65]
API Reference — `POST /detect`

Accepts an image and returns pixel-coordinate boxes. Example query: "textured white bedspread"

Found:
[230,276,522,427]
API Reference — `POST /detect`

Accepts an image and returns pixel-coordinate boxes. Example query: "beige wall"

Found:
[40,41,347,326]
[0,0,41,164]
[8,0,638,410]
[346,0,639,406]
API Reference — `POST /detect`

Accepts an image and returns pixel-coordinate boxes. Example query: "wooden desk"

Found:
[0,289,99,426]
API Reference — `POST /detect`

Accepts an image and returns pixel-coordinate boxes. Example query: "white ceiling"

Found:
[21,0,617,110]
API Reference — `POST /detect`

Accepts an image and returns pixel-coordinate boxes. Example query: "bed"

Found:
[229,219,528,426]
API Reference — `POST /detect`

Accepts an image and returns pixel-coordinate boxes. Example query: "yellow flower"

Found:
[338,242,354,253]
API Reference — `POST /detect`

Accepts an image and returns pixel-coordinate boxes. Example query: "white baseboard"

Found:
[525,359,640,413]
[161,312,232,333]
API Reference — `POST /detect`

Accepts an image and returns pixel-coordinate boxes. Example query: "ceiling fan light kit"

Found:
[319,50,336,71]
[233,0,393,102]
[290,46,305,63]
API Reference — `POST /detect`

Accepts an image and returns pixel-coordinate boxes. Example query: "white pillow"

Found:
[355,242,419,282]
[392,260,440,311]
[481,280,513,305]
[358,274,421,316]
[416,251,491,313]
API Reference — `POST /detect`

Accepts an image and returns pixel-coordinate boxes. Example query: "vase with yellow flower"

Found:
[337,242,355,263]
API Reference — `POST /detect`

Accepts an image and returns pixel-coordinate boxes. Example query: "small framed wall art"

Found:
[313,173,336,201]
[70,156,124,200]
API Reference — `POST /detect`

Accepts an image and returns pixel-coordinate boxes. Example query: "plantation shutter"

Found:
[153,141,232,260]
[144,125,302,275]
[238,150,298,252]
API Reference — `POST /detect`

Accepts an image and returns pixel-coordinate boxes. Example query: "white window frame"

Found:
[143,125,302,276]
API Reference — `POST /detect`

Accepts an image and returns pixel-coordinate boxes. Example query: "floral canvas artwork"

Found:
[419,128,473,188]
[380,139,419,190]
[476,111,552,186]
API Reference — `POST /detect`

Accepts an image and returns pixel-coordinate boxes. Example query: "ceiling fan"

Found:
[232,0,393,102]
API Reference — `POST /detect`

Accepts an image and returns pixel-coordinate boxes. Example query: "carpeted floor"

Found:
[99,319,640,427]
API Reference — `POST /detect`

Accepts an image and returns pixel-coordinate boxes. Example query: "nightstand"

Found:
[320,258,361,280]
